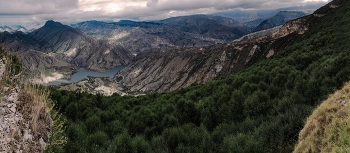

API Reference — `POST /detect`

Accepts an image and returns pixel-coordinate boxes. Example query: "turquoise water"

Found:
[48,66,126,85]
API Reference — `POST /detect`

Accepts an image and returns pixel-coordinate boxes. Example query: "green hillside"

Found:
[49,0,350,152]
[294,82,350,153]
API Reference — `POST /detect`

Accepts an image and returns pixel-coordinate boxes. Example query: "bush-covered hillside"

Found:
[50,0,350,152]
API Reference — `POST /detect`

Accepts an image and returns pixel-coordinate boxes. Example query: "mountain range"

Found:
[253,11,307,32]
[0,0,349,152]
[213,3,322,23]
[0,20,133,83]
[0,22,44,33]
[72,15,247,53]
[50,0,350,152]
[58,12,309,94]
[0,10,309,86]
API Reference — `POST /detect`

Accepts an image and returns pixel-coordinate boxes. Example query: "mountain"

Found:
[0,26,13,32]
[213,4,323,23]
[0,20,133,82]
[113,13,308,94]
[114,42,269,94]
[29,20,132,71]
[243,18,265,30]
[72,15,247,53]
[213,9,279,23]
[48,1,350,152]
[1,0,347,152]
[159,14,248,34]
[253,11,307,32]
[59,39,273,94]
[0,22,43,33]
[58,11,310,94]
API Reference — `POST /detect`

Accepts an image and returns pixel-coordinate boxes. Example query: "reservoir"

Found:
[48,66,126,85]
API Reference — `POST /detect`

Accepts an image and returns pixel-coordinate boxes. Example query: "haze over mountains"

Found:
[213,3,323,23]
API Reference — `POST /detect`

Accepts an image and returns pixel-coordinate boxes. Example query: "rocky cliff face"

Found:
[235,26,282,41]
[272,18,309,38]
[115,40,272,93]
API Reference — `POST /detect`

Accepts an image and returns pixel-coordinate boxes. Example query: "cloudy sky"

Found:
[0,0,329,25]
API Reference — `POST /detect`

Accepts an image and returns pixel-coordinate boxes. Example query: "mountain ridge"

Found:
[1,0,350,152]
[48,1,350,152]
[0,20,133,83]
[58,13,310,94]
[253,11,307,32]
[72,14,248,53]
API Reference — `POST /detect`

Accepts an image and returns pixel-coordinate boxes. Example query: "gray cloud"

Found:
[0,0,329,25]
[0,0,78,15]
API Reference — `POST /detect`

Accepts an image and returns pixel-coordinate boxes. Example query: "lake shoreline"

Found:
[47,66,126,86]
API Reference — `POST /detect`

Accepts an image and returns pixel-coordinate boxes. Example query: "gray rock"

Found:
[6,92,18,103]
[23,130,32,141]
[9,105,16,113]
[39,137,46,149]
[3,87,9,92]
[0,108,4,116]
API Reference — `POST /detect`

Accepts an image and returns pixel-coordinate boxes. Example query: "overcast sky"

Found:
[0,0,329,25]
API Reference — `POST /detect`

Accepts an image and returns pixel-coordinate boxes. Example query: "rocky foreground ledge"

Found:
[0,57,52,153]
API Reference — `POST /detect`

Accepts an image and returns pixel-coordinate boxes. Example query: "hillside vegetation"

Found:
[46,0,350,152]
[294,82,350,152]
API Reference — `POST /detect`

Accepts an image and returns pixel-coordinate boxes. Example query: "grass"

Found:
[20,84,51,136]
[0,47,67,152]
[294,82,350,153]
[18,80,67,153]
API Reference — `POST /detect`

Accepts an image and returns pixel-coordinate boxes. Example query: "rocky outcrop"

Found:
[0,58,6,80]
[0,56,52,153]
[0,86,41,153]
[57,76,128,96]
[273,18,309,38]
[234,26,282,42]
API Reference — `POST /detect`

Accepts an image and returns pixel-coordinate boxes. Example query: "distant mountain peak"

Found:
[44,20,63,27]
[252,11,307,32]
